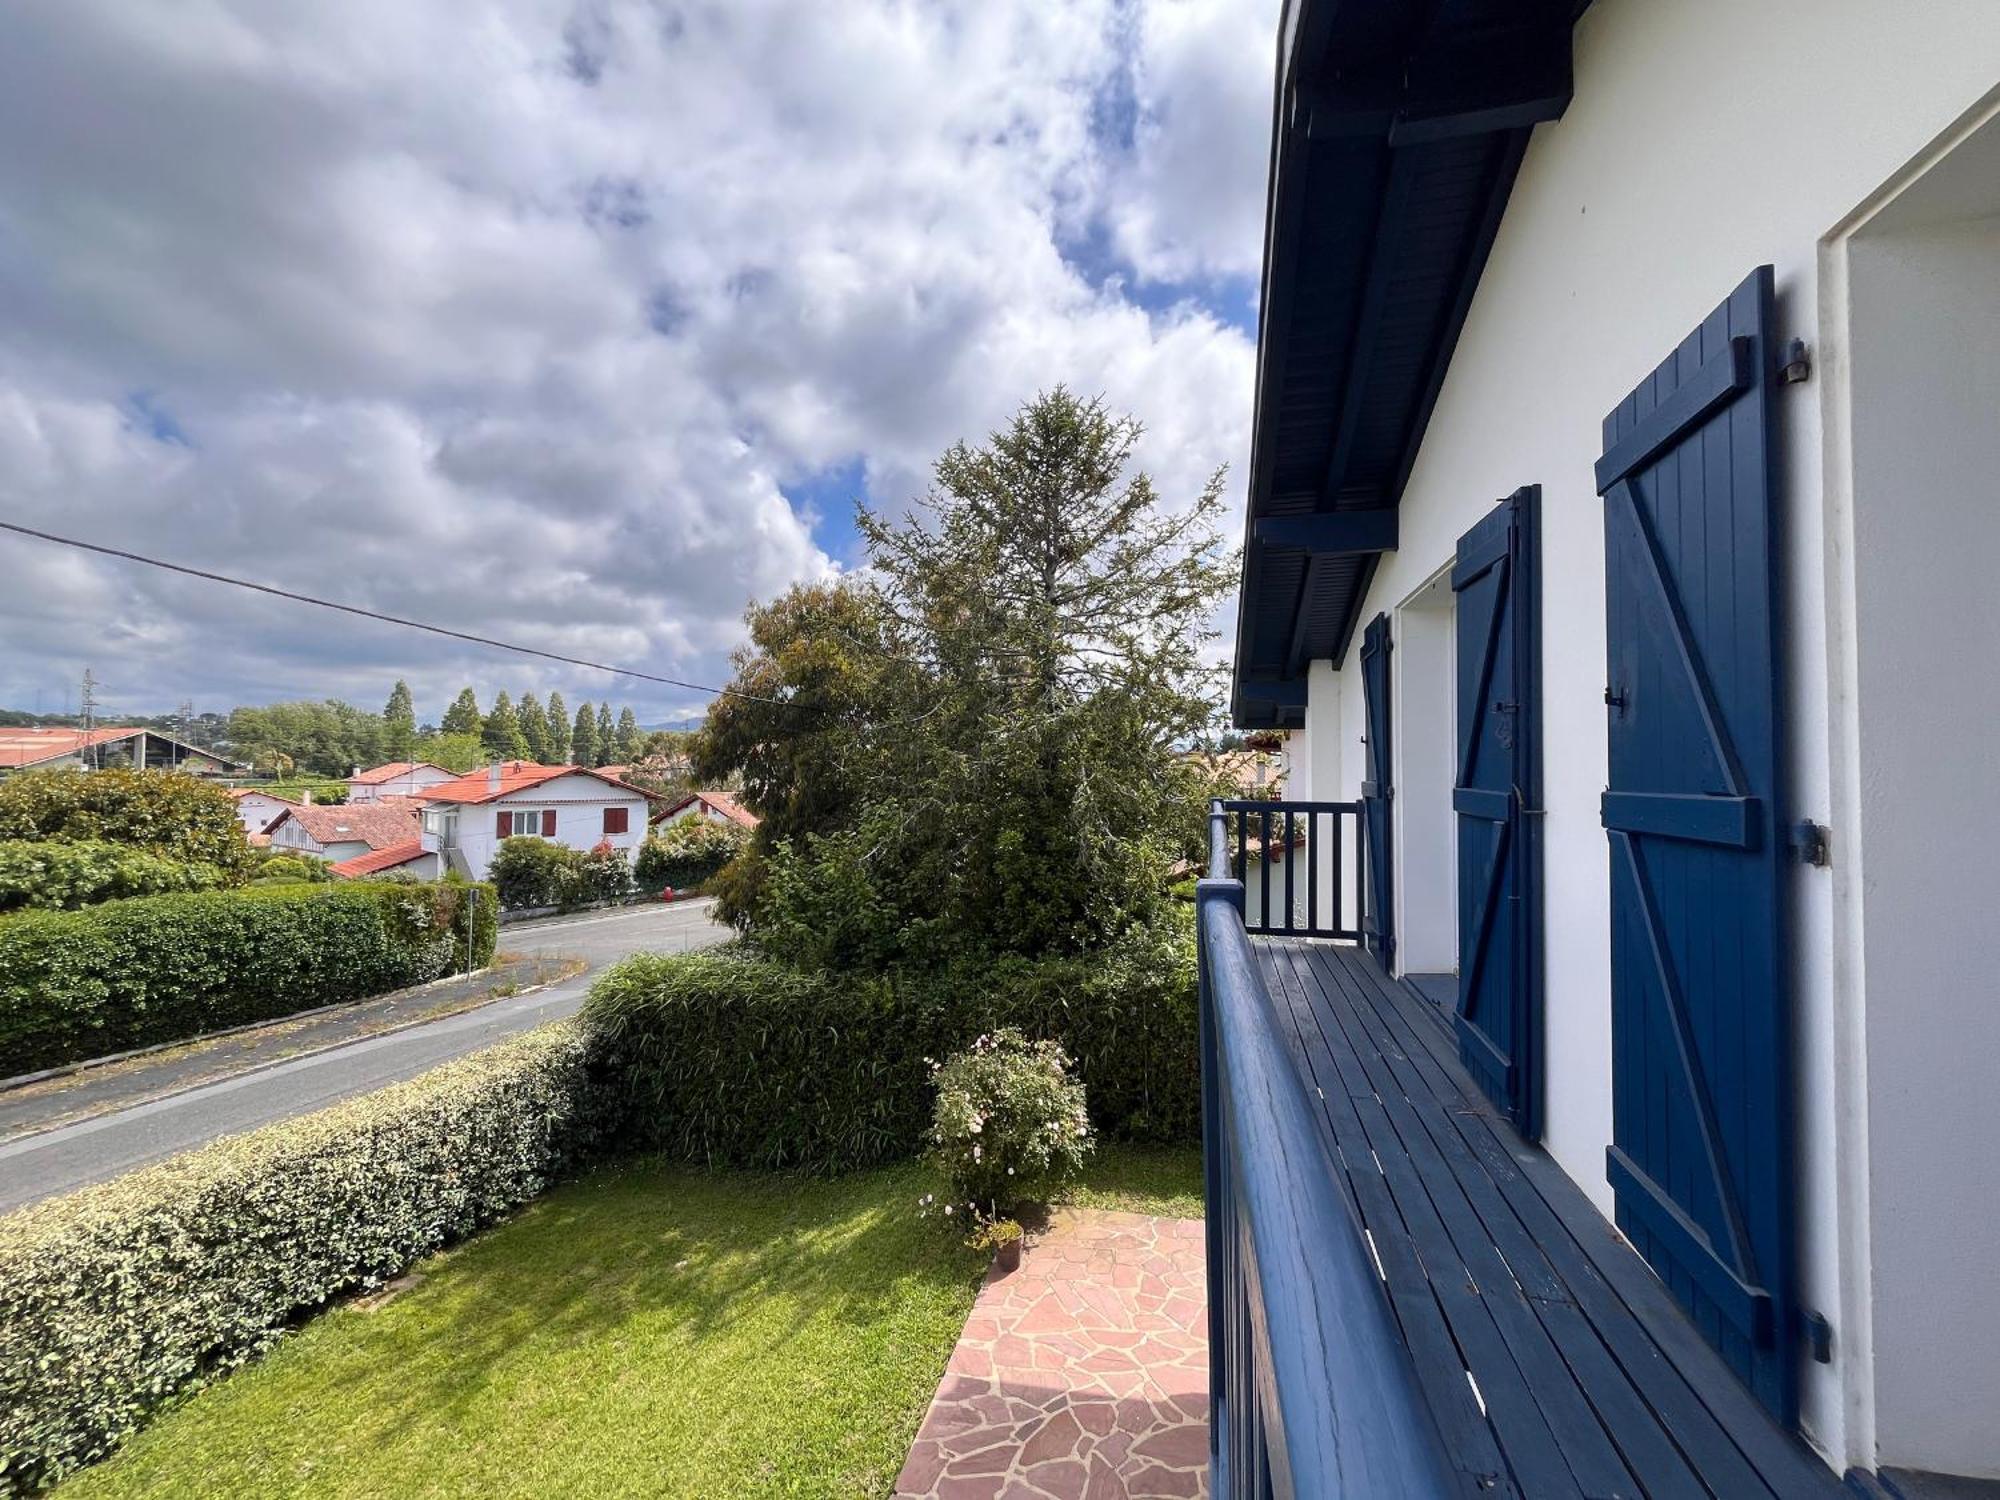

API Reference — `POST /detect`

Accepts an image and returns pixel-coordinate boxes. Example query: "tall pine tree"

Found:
[570,700,599,768]
[595,703,615,766]
[518,691,550,762]
[614,706,643,763]
[482,691,528,760]
[383,680,417,762]
[441,687,482,737]
[545,691,571,764]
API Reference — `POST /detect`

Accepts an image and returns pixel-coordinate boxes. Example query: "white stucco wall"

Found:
[232,792,292,834]
[1296,0,2000,1472]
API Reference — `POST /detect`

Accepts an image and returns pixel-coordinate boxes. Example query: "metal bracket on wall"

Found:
[1779,337,1812,384]
[1803,1311,1834,1364]
[1789,821,1832,867]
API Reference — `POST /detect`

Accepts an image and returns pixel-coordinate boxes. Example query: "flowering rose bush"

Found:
[924,1028,1091,1220]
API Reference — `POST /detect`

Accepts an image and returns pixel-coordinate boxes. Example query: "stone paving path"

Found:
[894,1209,1209,1500]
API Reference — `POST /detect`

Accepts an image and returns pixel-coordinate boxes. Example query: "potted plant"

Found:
[969,1215,1026,1273]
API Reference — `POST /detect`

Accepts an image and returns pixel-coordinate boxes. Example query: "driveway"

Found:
[0,899,730,1216]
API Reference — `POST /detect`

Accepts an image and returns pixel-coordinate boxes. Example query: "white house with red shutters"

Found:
[416,762,651,882]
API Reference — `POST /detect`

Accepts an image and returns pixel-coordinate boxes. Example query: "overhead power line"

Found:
[0,518,788,706]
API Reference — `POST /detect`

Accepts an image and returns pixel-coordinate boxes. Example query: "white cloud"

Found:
[0,0,1265,724]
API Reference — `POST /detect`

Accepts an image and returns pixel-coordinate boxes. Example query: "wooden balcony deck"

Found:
[1254,937,1845,1500]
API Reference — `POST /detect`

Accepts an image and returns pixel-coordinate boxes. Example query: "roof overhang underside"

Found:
[1232,0,1586,729]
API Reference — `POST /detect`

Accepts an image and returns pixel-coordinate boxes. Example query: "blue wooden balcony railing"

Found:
[1214,798,1364,940]
[1199,799,1453,1499]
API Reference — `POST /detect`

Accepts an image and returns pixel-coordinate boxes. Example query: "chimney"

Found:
[488,762,502,792]
[352,764,361,778]
[301,790,312,805]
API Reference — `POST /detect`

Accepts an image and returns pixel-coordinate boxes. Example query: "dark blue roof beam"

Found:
[1236,677,1309,711]
[1293,23,1574,146]
[1254,510,1399,553]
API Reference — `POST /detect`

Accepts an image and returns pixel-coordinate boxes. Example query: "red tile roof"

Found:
[329,838,429,878]
[348,761,450,785]
[265,798,421,851]
[421,761,653,806]
[657,789,761,829]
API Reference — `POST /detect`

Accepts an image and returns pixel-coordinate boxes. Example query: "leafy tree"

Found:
[424,731,487,774]
[570,701,599,768]
[693,581,912,848]
[225,700,386,776]
[544,691,571,764]
[595,704,615,766]
[699,389,1234,958]
[482,691,529,761]
[614,707,643,763]
[382,681,417,762]
[440,688,482,738]
[518,691,550,763]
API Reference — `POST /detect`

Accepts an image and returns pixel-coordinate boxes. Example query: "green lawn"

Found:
[62,1144,1202,1500]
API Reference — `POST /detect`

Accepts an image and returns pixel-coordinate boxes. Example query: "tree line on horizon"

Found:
[199,687,685,780]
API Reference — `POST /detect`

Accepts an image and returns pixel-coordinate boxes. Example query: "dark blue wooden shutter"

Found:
[1598,265,1796,1422]
[1451,486,1542,1138]
[1359,614,1394,965]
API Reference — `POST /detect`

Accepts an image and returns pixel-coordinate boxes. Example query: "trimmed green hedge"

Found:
[0,840,227,913]
[0,1023,594,1495]
[0,881,497,1075]
[581,918,1197,1172]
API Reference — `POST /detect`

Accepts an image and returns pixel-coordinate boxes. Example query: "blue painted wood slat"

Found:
[1598,264,1797,1424]
[1450,486,1543,1137]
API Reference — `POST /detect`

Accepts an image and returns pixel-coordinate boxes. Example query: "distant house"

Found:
[0,727,247,778]
[417,762,652,882]
[346,761,455,803]
[263,799,422,864]
[328,838,435,881]
[1182,748,1287,799]
[228,787,298,835]
[655,789,760,831]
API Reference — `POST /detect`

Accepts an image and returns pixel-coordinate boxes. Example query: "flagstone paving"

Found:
[894,1208,1209,1500]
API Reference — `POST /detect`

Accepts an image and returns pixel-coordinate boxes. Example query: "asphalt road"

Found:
[0,899,730,1216]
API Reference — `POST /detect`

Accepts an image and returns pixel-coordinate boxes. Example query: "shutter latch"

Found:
[1789,820,1831,867]
[1779,338,1812,384]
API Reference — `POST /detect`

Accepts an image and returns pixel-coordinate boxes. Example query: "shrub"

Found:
[747,825,907,970]
[489,837,634,912]
[0,1023,595,1494]
[0,770,251,877]
[926,1029,1091,1219]
[245,852,331,885]
[0,841,227,913]
[634,817,748,892]
[581,914,1196,1172]
[581,840,634,904]
[487,837,581,911]
[0,881,497,1075]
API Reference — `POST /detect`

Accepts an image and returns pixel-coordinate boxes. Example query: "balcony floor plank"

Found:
[1251,938,1846,1500]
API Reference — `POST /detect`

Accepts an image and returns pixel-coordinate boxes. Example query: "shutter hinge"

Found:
[1803,1310,1834,1364]
[1789,820,1832,868]
[1779,338,1812,384]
